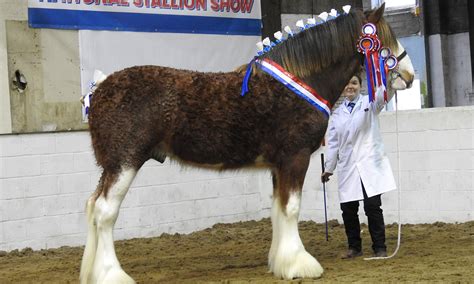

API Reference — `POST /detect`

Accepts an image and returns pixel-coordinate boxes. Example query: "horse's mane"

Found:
[256,9,398,79]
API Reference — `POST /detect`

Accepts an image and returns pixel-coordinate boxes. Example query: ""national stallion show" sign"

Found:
[28,0,261,35]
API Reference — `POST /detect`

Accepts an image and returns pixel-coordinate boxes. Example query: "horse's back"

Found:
[88,65,326,171]
[88,65,269,170]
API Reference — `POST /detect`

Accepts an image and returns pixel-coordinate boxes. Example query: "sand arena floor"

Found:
[0,219,472,283]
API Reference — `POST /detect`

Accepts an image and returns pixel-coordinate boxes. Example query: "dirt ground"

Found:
[0,219,472,283]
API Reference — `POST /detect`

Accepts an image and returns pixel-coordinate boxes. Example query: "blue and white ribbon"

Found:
[241,57,257,97]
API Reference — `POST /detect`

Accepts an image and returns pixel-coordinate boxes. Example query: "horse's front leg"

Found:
[269,152,324,280]
[81,168,137,284]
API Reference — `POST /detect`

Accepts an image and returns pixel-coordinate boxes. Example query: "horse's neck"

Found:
[301,55,363,107]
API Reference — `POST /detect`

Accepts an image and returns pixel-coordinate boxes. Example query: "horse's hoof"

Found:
[272,249,324,280]
[99,268,136,284]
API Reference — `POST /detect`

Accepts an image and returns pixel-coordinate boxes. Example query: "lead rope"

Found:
[364,90,402,260]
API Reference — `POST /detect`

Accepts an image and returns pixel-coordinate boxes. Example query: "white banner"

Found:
[28,0,261,35]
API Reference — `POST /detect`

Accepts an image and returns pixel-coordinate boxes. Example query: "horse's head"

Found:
[366,3,415,90]
[255,4,415,106]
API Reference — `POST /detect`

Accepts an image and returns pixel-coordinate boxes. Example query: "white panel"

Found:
[41,29,81,102]
[79,31,260,94]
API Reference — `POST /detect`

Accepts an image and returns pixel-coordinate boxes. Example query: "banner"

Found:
[28,0,261,35]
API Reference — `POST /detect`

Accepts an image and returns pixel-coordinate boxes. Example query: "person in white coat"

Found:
[321,74,396,258]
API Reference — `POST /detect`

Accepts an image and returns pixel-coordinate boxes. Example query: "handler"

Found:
[321,74,396,259]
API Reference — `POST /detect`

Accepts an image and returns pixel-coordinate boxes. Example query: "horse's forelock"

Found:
[363,7,399,52]
[374,17,399,53]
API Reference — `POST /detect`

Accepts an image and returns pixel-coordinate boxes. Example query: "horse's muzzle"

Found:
[400,70,414,89]
[391,69,414,90]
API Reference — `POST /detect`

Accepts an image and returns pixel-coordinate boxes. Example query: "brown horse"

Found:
[80,4,414,283]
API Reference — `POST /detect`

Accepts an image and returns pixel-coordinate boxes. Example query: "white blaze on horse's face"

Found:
[390,40,415,90]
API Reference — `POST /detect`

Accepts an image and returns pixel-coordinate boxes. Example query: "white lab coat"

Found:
[325,88,396,203]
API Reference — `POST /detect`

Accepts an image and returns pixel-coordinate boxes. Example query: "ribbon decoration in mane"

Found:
[357,23,398,102]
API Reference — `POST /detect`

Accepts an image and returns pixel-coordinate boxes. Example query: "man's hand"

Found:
[321,172,333,183]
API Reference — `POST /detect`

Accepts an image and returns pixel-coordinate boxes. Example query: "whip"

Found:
[320,153,329,241]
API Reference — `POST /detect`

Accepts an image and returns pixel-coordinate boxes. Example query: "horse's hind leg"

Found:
[269,150,324,280]
[80,167,138,284]
[80,174,104,283]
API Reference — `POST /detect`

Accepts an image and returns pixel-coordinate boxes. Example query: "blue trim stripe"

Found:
[28,8,261,36]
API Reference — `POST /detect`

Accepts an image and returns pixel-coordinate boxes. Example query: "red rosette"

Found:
[357,34,380,54]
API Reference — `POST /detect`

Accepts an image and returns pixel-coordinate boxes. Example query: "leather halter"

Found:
[390,49,410,86]
[396,50,407,62]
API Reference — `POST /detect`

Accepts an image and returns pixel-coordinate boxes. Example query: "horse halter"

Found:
[389,48,408,83]
[396,50,407,62]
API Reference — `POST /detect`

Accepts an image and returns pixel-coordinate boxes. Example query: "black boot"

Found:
[341,200,362,253]
[363,190,387,254]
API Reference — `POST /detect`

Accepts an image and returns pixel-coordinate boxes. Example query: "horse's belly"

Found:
[168,132,262,169]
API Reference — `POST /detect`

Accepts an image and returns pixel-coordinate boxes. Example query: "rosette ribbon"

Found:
[357,23,398,102]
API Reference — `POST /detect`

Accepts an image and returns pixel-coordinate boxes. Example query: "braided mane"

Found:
[259,9,398,79]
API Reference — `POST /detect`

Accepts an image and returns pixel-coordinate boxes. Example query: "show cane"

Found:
[320,153,329,241]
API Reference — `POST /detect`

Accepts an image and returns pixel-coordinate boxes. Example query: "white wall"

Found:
[0,132,270,251]
[1,106,473,251]
[300,106,473,225]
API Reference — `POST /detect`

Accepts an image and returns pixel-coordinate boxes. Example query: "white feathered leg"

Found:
[270,192,323,280]
[80,194,99,284]
[268,197,280,272]
[82,168,137,284]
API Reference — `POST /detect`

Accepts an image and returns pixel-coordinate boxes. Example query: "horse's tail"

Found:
[92,70,108,87]
[80,70,108,108]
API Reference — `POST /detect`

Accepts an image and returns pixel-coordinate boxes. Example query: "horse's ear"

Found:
[367,2,385,23]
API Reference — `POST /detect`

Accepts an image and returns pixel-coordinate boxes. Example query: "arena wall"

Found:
[298,106,473,226]
[1,106,473,251]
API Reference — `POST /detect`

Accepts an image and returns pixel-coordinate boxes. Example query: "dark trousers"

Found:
[340,181,386,253]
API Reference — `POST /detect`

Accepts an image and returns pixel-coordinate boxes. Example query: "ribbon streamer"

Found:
[241,57,257,96]
[241,58,331,117]
[358,24,397,103]
[255,59,331,117]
